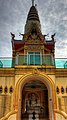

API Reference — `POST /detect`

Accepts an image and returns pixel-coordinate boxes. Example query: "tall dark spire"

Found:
[25,0,41,33]
[26,0,40,22]
[32,0,34,6]
[27,6,40,22]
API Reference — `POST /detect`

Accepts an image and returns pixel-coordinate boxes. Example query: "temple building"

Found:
[0,1,67,120]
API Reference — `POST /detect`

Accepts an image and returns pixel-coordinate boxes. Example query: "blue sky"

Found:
[0,0,67,58]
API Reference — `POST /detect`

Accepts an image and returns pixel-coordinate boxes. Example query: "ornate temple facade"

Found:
[0,1,67,120]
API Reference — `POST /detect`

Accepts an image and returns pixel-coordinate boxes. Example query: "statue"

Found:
[10,32,15,39]
[19,32,24,36]
[51,33,56,41]
[19,33,29,41]
[44,33,49,39]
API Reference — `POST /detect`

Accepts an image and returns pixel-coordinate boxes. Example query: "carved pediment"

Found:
[23,33,45,44]
[24,44,44,51]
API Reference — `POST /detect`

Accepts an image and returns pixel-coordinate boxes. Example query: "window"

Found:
[64,61,67,68]
[0,60,3,68]
[0,86,3,93]
[66,87,67,93]
[9,86,13,94]
[28,52,41,65]
[61,87,64,94]
[4,86,8,93]
[56,87,59,94]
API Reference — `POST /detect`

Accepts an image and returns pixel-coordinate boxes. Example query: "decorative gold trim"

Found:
[54,109,67,119]
[0,110,17,120]
[32,68,39,74]
[14,72,56,120]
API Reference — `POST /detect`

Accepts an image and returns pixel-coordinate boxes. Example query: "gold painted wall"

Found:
[0,68,15,118]
[0,67,67,120]
[56,69,67,114]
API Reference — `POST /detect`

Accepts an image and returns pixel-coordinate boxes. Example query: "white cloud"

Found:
[0,0,67,58]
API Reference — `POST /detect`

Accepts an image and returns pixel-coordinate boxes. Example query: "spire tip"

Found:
[32,0,34,6]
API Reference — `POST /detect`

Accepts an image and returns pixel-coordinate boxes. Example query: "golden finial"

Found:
[32,0,34,6]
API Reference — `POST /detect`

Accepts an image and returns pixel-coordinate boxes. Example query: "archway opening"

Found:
[21,80,49,120]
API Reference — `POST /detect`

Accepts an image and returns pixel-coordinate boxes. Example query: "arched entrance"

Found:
[21,80,49,119]
[15,73,56,120]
